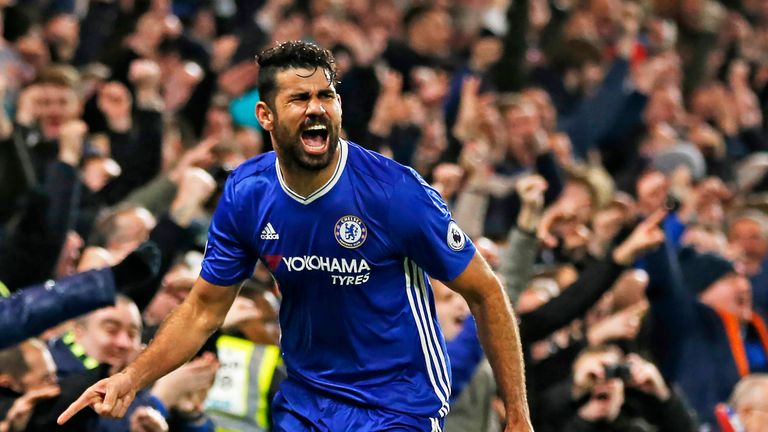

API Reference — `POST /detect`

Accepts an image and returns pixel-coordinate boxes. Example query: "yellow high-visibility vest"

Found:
[205,335,282,432]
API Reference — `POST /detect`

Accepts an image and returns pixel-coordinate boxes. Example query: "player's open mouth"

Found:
[301,124,329,155]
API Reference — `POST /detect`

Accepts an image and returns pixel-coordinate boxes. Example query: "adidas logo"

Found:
[260,223,279,240]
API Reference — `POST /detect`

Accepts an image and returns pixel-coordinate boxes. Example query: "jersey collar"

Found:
[275,139,348,205]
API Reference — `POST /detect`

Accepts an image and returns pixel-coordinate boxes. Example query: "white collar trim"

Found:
[275,139,348,205]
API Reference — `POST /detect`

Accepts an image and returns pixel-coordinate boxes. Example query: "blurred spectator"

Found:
[645,240,768,427]
[556,344,695,431]
[725,373,768,432]
[0,0,768,430]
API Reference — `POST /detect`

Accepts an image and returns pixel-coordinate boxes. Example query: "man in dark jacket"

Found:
[0,242,159,350]
[646,242,768,427]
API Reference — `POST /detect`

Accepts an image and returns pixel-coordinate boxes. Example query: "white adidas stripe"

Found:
[409,263,451,405]
[404,258,451,418]
[415,267,452,402]
[430,418,442,432]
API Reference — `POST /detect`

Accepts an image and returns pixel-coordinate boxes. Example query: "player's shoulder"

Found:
[228,151,277,187]
[345,141,424,188]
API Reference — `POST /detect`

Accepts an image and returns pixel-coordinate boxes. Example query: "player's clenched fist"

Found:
[57,371,138,424]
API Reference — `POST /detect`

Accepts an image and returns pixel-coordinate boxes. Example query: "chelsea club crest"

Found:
[335,215,367,249]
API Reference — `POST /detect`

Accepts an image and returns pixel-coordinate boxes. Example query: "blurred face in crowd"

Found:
[699,274,753,321]
[729,218,768,271]
[636,171,668,215]
[643,85,685,127]
[258,67,342,172]
[410,9,452,54]
[521,88,557,132]
[646,18,677,54]
[732,376,768,432]
[235,127,263,159]
[432,278,470,341]
[37,84,80,140]
[590,0,621,42]
[19,341,57,392]
[502,101,541,165]
[144,265,195,326]
[573,348,626,421]
[560,181,594,224]
[592,206,625,247]
[75,298,143,370]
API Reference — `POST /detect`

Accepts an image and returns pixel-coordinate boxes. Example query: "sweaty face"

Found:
[268,67,342,171]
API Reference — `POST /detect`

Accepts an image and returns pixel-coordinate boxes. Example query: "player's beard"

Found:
[273,115,339,172]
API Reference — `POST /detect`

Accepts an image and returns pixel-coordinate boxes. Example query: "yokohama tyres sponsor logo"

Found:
[281,256,370,273]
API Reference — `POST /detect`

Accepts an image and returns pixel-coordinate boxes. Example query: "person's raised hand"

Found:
[2,384,60,432]
[612,209,667,265]
[515,175,548,233]
[170,167,217,227]
[537,205,578,248]
[129,406,168,432]
[57,371,137,424]
[129,59,162,91]
[170,137,218,183]
[58,120,88,166]
[587,301,649,346]
[98,81,133,132]
[151,352,218,409]
[432,163,464,201]
[625,353,670,401]
[222,296,262,331]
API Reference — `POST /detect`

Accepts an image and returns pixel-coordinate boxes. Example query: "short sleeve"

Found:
[388,168,476,281]
[200,176,258,286]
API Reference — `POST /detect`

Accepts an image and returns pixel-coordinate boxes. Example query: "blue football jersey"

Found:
[201,140,476,418]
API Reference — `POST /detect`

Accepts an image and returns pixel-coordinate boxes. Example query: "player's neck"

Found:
[278,149,340,198]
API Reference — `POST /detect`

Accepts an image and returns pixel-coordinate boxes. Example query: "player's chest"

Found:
[251,201,391,287]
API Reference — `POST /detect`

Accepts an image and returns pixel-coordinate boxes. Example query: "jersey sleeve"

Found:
[200,175,258,286]
[388,168,476,281]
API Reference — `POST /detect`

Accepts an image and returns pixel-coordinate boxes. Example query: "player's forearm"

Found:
[124,296,222,389]
[469,287,531,428]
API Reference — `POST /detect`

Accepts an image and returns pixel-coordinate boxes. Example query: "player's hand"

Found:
[57,371,138,424]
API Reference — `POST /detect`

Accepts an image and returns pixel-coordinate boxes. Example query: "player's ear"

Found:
[255,101,274,132]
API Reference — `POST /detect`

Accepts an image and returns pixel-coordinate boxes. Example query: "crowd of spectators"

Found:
[2,0,768,431]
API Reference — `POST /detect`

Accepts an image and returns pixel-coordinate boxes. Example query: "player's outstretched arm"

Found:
[57,277,239,424]
[446,252,533,432]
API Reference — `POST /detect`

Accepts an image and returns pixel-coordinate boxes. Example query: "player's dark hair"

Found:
[257,41,337,109]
